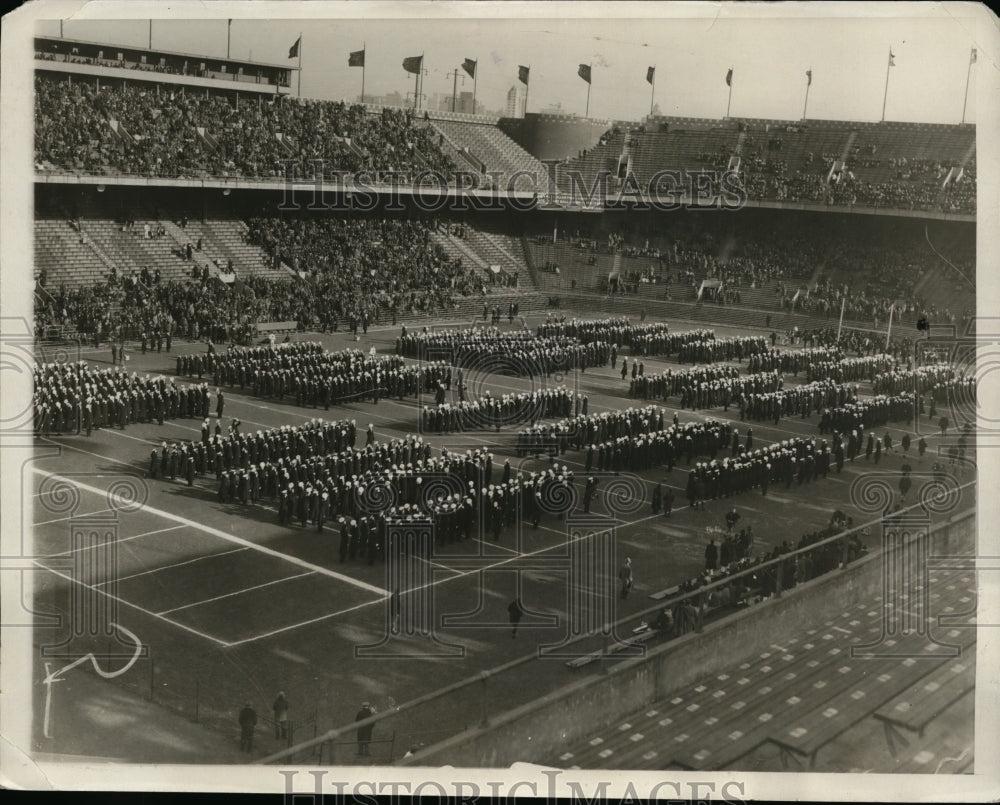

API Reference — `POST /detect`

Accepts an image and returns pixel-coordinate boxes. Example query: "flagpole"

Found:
[361,43,366,104]
[836,295,846,342]
[881,48,891,122]
[585,63,591,117]
[524,67,530,117]
[227,19,231,60]
[473,67,478,116]
[297,32,303,98]
[885,304,894,350]
[451,68,458,112]
[803,73,811,120]
[650,67,655,117]
[726,69,733,118]
[961,50,973,124]
[149,20,153,49]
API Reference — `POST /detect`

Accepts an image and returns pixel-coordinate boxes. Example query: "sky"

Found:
[35,9,982,123]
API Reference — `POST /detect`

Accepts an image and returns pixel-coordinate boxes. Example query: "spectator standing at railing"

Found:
[355,702,376,756]
[238,702,257,753]
[272,692,289,741]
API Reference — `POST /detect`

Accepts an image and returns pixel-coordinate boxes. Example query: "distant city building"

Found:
[359,90,406,108]
[504,85,526,118]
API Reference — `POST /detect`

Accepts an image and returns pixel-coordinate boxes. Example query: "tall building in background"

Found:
[456,90,475,114]
[504,85,526,118]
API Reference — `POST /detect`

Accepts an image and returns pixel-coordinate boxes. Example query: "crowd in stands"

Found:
[547,215,973,331]
[735,136,974,215]
[36,211,495,340]
[245,216,483,324]
[35,75,454,178]
[35,269,306,347]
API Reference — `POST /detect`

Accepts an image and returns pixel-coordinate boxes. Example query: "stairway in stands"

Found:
[34,219,116,286]
[82,220,199,283]
[430,119,546,181]
[428,225,495,285]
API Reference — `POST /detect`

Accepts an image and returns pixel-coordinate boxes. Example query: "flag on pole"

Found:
[578,63,592,83]
[518,65,530,84]
[971,47,977,64]
[288,37,301,59]
[888,50,895,67]
[462,58,477,79]
[806,69,812,86]
[646,66,655,85]
[403,55,423,74]
[725,67,733,86]
[349,49,365,67]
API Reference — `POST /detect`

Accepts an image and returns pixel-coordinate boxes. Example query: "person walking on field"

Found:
[619,557,634,599]
[272,691,289,741]
[216,388,225,419]
[508,596,525,638]
[238,702,257,753]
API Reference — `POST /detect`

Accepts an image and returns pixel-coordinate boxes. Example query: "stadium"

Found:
[11,10,984,785]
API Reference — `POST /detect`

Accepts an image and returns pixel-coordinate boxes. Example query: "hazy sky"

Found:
[36,11,981,123]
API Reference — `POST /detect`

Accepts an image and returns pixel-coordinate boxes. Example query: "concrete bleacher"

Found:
[557,129,627,192]
[430,119,546,181]
[178,218,297,280]
[80,219,197,283]
[550,569,975,773]
[34,210,300,289]
[34,219,114,284]
[428,226,499,285]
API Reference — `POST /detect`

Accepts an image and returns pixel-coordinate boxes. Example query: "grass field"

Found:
[26,311,975,763]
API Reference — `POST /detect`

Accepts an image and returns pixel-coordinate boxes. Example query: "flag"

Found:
[349,49,365,67]
[462,58,477,79]
[806,69,812,86]
[518,65,530,84]
[971,47,977,64]
[402,55,423,74]
[888,50,895,67]
[646,66,655,85]
[725,68,733,86]
[35,281,55,306]
[578,63,591,84]
[288,37,300,59]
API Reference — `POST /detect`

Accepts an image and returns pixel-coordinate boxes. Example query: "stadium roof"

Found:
[35,34,298,72]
